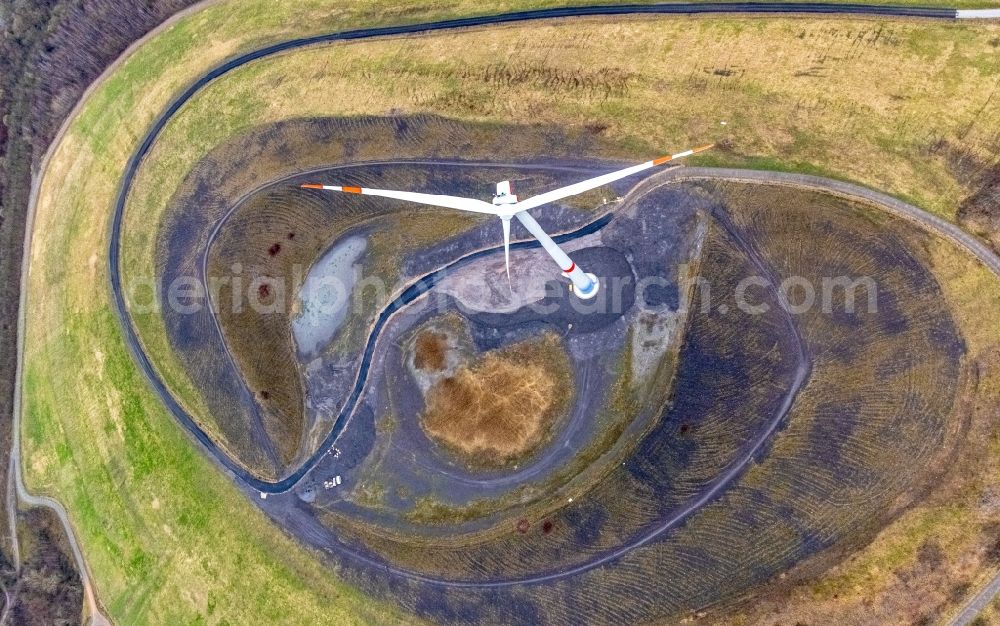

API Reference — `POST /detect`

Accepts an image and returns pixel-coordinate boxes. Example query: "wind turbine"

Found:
[301,144,713,299]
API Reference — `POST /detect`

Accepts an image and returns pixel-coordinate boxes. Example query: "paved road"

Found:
[951,575,1000,625]
[10,1,1000,624]
[677,168,1000,279]
[7,125,112,626]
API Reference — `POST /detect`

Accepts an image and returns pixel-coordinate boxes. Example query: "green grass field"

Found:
[21,0,1000,623]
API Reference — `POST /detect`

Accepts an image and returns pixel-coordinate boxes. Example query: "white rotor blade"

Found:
[501,217,512,290]
[301,183,500,215]
[514,144,714,212]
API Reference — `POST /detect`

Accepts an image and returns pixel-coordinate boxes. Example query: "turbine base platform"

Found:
[571,273,600,300]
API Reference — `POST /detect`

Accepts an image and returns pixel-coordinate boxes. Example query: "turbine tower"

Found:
[301,144,712,299]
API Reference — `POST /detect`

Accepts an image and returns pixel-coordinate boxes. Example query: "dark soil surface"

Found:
[148,115,965,625]
[155,115,647,479]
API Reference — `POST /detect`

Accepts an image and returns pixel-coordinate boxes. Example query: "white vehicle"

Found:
[302,144,713,299]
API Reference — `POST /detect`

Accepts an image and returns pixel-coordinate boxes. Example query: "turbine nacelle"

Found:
[492,180,519,206]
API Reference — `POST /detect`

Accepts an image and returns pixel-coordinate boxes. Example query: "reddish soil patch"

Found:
[258,283,271,299]
[516,519,530,534]
[542,520,554,534]
[268,242,282,256]
[287,232,296,239]
[413,330,448,372]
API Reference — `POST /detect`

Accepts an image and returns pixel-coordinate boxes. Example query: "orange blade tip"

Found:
[300,183,324,189]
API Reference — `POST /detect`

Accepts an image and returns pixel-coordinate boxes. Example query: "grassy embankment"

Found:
[23,1,1000,624]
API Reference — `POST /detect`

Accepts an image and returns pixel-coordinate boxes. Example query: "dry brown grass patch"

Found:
[421,333,571,466]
